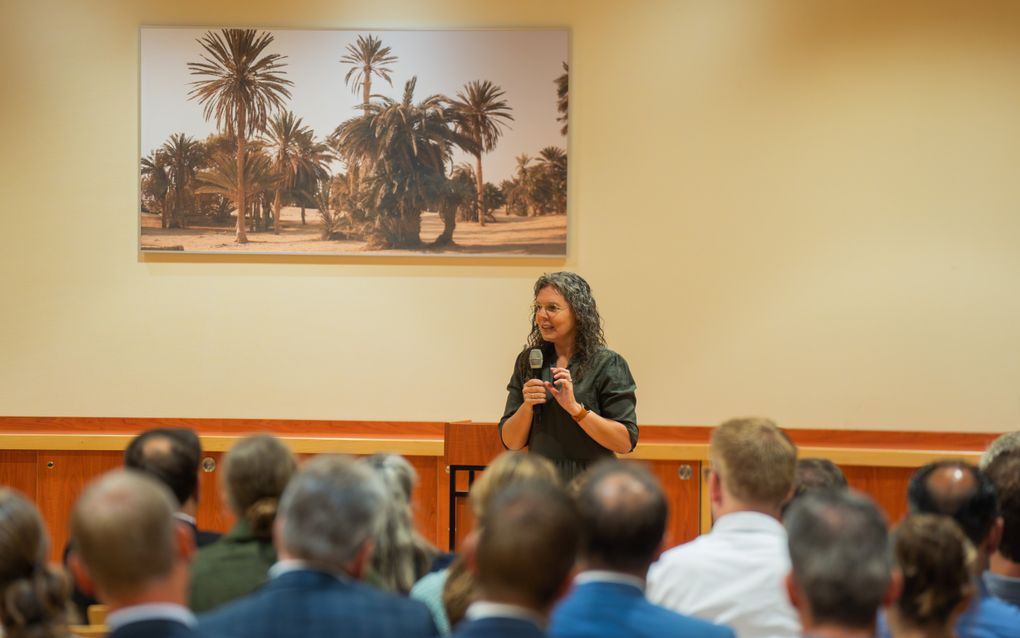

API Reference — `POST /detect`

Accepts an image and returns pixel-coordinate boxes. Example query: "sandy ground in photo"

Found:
[140,207,567,256]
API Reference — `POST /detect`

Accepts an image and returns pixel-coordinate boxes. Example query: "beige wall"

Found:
[2,0,1019,431]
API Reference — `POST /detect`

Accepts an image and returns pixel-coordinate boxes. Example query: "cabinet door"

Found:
[0,451,38,501]
[843,465,914,527]
[37,451,122,563]
[644,459,702,548]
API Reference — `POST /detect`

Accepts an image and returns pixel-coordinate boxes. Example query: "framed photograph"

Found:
[139,27,569,257]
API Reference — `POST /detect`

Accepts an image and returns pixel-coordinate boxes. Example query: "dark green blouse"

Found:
[499,346,638,482]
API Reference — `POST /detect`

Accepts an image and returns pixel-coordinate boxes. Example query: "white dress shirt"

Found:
[106,603,197,632]
[646,511,800,638]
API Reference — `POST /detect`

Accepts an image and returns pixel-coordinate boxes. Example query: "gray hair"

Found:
[980,431,1020,470]
[519,271,606,380]
[278,455,386,572]
[361,454,437,593]
[785,489,891,629]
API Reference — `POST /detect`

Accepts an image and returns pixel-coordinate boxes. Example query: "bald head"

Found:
[575,461,667,574]
[907,460,997,547]
[71,470,180,600]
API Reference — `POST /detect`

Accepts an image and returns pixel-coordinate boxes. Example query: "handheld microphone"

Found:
[528,348,543,379]
[528,348,543,424]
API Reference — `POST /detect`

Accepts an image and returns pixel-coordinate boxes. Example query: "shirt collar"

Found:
[575,570,645,591]
[106,603,196,631]
[711,510,786,535]
[466,601,545,628]
[172,512,196,526]
[268,559,350,582]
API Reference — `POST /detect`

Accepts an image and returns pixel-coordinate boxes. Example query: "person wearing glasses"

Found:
[498,271,638,482]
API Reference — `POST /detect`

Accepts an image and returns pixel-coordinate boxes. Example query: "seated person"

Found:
[189,434,297,612]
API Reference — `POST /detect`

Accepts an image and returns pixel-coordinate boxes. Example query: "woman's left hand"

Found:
[545,367,581,415]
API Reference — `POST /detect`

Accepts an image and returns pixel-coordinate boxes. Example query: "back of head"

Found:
[469,451,560,521]
[985,449,1020,562]
[795,458,848,494]
[711,417,797,508]
[907,460,997,547]
[893,514,975,629]
[0,489,72,638]
[71,470,179,601]
[574,460,667,574]
[475,481,579,610]
[980,431,1020,471]
[784,490,891,629]
[278,455,386,573]
[361,454,436,593]
[224,434,297,541]
[123,428,201,507]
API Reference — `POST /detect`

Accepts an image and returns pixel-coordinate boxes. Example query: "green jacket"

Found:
[188,519,277,613]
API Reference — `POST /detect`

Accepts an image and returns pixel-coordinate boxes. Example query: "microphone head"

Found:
[528,348,543,370]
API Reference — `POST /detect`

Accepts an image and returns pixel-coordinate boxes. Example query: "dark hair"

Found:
[224,435,296,541]
[574,460,667,573]
[894,514,975,628]
[123,428,201,506]
[0,489,74,638]
[475,481,579,608]
[518,272,606,380]
[985,449,1020,561]
[783,458,849,516]
[907,460,997,546]
[785,490,891,629]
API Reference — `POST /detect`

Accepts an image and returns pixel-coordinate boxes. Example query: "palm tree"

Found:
[140,150,171,228]
[161,133,204,228]
[537,146,567,214]
[334,77,473,248]
[188,28,292,243]
[264,111,307,234]
[340,34,398,108]
[556,62,568,136]
[195,151,278,231]
[447,80,514,226]
[513,153,534,216]
[293,129,335,224]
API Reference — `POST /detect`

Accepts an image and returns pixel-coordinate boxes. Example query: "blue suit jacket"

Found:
[550,580,738,638]
[198,569,439,638]
[453,616,547,638]
[110,620,204,638]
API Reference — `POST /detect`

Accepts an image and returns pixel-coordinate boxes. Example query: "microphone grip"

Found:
[529,368,542,426]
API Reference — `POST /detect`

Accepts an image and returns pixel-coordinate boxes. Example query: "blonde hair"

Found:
[469,451,560,521]
[894,514,976,628]
[711,417,797,507]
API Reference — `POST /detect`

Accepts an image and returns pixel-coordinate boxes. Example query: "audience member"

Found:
[67,427,220,616]
[68,470,199,638]
[647,417,800,638]
[123,428,221,546]
[198,454,438,638]
[980,432,1020,471]
[0,489,74,638]
[549,460,735,638]
[410,451,560,634]
[887,515,975,638]
[362,453,440,593]
[784,489,896,638]
[452,482,579,638]
[984,450,1020,608]
[897,460,1020,638]
[782,458,849,517]
[189,434,297,612]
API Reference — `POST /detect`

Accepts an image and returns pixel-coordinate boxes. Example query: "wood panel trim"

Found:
[630,443,982,467]
[0,434,443,457]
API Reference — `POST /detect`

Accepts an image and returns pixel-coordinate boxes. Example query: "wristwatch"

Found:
[571,403,589,422]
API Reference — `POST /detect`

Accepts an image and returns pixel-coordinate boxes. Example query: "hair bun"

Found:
[246,497,279,540]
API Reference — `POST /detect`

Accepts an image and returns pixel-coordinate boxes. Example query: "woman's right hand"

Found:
[521,378,548,409]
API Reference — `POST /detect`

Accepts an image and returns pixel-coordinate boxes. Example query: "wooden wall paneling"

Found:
[435,458,451,551]
[842,465,915,527]
[407,455,440,549]
[644,459,701,548]
[37,450,123,563]
[195,451,234,534]
[0,451,38,502]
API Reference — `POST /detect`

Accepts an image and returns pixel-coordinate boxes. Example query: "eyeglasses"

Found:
[533,303,565,317]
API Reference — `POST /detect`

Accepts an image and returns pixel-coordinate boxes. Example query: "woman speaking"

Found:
[499,272,638,481]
